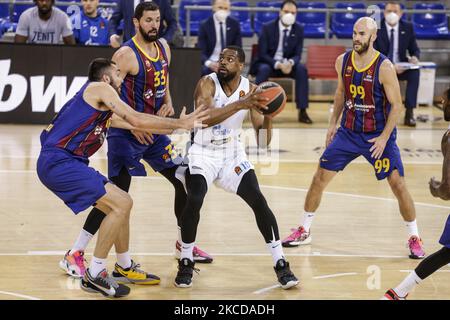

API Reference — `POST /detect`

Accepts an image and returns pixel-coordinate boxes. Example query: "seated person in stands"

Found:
[374,1,421,127]
[14,0,75,44]
[250,0,311,124]
[197,0,242,76]
[72,0,109,46]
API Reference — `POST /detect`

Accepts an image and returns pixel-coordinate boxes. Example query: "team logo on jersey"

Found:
[82,20,88,28]
[144,89,154,100]
[234,166,242,175]
[345,99,354,109]
[145,60,152,72]
[94,125,103,135]
[364,69,373,82]
[239,90,245,98]
[345,65,353,77]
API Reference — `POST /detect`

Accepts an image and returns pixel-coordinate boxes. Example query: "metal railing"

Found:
[183,5,450,45]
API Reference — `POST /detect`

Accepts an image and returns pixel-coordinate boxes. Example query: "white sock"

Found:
[177,226,182,243]
[116,251,132,269]
[266,240,285,266]
[69,229,93,255]
[302,211,315,232]
[89,256,107,277]
[394,271,422,297]
[405,219,419,238]
[180,241,194,262]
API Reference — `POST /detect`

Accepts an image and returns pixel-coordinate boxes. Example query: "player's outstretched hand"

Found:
[368,135,388,159]
[240,92,269,113]
[429,177,441,198]
[325,126,337,147]
[179,105,210,130]
[157,104,175,118]
[131,130,154,145]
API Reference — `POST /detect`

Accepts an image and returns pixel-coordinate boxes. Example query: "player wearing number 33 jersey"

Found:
[281,17,425,260]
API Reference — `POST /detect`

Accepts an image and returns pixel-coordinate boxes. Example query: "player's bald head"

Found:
[354,17,378,36]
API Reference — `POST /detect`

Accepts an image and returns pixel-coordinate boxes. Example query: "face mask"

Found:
[386,12,400,26]
[214,10,230,23]
[281,13,296,26]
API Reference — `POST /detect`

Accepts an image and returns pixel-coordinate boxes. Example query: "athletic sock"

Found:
[302,212,315,232]
[69,229,93,255]
[394,270,422,297]
[116,251,132,269]
[89,256,108,278]
[177,226,182,243]
[267,240,285,266]
[180,241,194,262]
[405,219,420,238]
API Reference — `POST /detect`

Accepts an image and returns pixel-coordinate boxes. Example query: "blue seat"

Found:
[331,2,366,39]
[296,2,329,38]
[412,4,450,39]
[179,0,212,36]
[12,3,34,23]
[0,3,9,20]
[231,1,253,37]
[254,1,282,35]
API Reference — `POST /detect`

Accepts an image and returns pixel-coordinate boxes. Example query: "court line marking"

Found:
[313,272,359,279]
[253,284,281,295]
[0,291,41,300]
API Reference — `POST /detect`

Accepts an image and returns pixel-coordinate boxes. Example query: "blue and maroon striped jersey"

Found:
[40,82,112,159]
[340,50,391,133]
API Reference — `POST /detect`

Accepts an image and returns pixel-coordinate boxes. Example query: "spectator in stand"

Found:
[109,0,177,48]
[72,0,109,46]
[197,0,242,76]
[374,1,421,127]
[14,0,75,44]
[250,0,311,124]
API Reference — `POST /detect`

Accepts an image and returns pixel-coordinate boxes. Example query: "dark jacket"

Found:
[197,16,242,65]
[374,19,421,61]
[109,0,177,42]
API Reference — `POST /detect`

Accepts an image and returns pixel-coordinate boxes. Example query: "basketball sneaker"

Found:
[174,258,198,288]
[382,289,407,300]
[59,250,86,278]
[175,241,213,263]
[281,226,311,247]
[112,260,160,285]
[81,268,130,298]
[408,236,425,259]
[274,259,299,289]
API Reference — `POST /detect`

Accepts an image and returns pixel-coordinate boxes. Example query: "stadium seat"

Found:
[12,3,33,23]
[306,45,346,79]
[254,1,282,35]
[0,3,9,20]
[412,4,450,39]
[296,2,329,38]
[231,1,253,37]
[331,2,366,39]
[179,0,212,36]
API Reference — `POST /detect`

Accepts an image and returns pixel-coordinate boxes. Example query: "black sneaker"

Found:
[174,258,198,288]
[274,259,299,289]
[81,268,130,298]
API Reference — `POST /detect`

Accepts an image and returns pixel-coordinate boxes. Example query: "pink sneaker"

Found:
[59,250,87,278]
[408,236,425,259]
[382,289,407,300]
[282,226,311,247]
[175,241,213,263]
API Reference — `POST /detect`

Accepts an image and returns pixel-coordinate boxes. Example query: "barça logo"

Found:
[239,90,245,98]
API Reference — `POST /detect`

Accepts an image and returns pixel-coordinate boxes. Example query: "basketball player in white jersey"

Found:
[174,46,299,289]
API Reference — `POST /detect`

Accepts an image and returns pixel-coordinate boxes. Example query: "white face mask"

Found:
[386,12,400,26]
[214,10,230,23]
[281,13,296,26]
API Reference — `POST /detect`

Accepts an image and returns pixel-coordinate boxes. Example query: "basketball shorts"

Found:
[320,127,404,180]
[107,134,179,178]
[37,148,109,214]
[439,215,450,248]
[187,144,254,193]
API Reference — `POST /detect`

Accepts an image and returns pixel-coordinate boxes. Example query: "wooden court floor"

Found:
[0,102,449,300]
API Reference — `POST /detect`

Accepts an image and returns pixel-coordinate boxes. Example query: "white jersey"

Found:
[192,73,251,150]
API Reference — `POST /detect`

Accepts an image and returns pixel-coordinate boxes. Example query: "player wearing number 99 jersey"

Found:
[281,17,425,260]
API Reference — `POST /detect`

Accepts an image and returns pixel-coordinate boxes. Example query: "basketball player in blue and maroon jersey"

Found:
[37,58,209,297]
[282,17,426,259]
[59,2,212,282]
[383,88,450,300]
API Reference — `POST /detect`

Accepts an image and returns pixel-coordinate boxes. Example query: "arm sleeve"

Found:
[290,25,303,65]
[258,25,276,67]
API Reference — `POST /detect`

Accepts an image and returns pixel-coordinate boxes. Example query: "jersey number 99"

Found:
[374,158,390,174]
[349,84,365,99]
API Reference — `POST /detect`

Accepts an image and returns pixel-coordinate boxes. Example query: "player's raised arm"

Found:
[87,82,209,132]
[249,84,272,148]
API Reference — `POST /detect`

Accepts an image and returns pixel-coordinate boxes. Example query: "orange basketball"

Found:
[256,81,287,117]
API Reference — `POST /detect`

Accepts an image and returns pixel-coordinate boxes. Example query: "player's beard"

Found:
[217,69,236,82]
[139,25,159,43]
[38,5,52,15]
[353,36,371,54]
